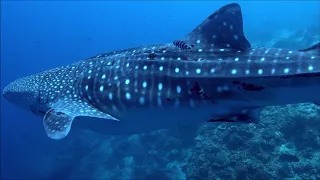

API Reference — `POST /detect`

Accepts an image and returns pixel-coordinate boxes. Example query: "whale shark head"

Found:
[3,74,43,114]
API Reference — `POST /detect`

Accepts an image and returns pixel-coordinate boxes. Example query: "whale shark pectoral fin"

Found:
[208,107,262,124]
[185,3,251,51]
[43,109,74,139]
[43,99,119,140]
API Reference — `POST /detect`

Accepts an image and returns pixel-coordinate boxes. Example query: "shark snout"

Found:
[2,82,17,103]
[2,83,12,101]
[3,87,7,99]
[2,77,40,111]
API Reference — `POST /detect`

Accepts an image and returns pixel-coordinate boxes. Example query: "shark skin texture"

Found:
[3,3,320,140]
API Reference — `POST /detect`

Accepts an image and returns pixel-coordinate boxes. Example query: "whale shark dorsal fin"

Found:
[43,99,118,140]
[184,3,251,51]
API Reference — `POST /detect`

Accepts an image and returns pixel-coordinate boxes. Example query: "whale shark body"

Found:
[3,3,320,140]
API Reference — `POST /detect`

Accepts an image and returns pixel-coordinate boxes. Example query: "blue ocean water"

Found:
[1,1,320,179]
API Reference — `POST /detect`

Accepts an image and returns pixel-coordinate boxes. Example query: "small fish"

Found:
[173,40,193,50]
[3,3,320,140]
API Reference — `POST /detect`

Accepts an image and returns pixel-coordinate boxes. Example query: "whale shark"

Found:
[3,3,320,140]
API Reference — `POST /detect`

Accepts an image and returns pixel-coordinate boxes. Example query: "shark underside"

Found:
[3,3,320,139]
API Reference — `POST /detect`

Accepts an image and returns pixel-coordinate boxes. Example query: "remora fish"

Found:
[3,3,320,140]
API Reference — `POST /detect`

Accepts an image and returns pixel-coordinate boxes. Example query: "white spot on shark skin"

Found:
[234,57,239,62]
[233,35,238,40]
[102,74,106,79]
[245,70,250,75]
[198,49,203,52]
[284,68,290,74]
[125,79,130,85]
[288,51,293,54]
[264,50,268,54]
[85,85,89,91]
[176,86,182,93]
[172,97,180,107]
[175,68,180,73]
[210,68,215,73]
[196,69,201,74]
[161,57,165,60]
[222,85,229,91]
[159,66,164,71]
[125,93,131,100]
[297,69,301,73]
[157,97,162,107]
[112,105,118,111]
[189,99,195,107]
[177,57,181,60]
[139,97,145,105]
[197,40,200,43]
[142,81,147,88]
[271,68,276,74]
[261,57,265,62]
[258,69,263,75]
[231,69,237,75]
[114,76,118,80]
[108,93,113,100]
[217,86,222,93]
[126,63,130,67]
[229,25,233,30]
[219,49,225,52]
[311,56,315,59]
[308,66,314,71]
[158,83,163,91]
[135,65,139,69]
[143,65,147,70]
[99,86,104,92]
[286,57,290,60]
